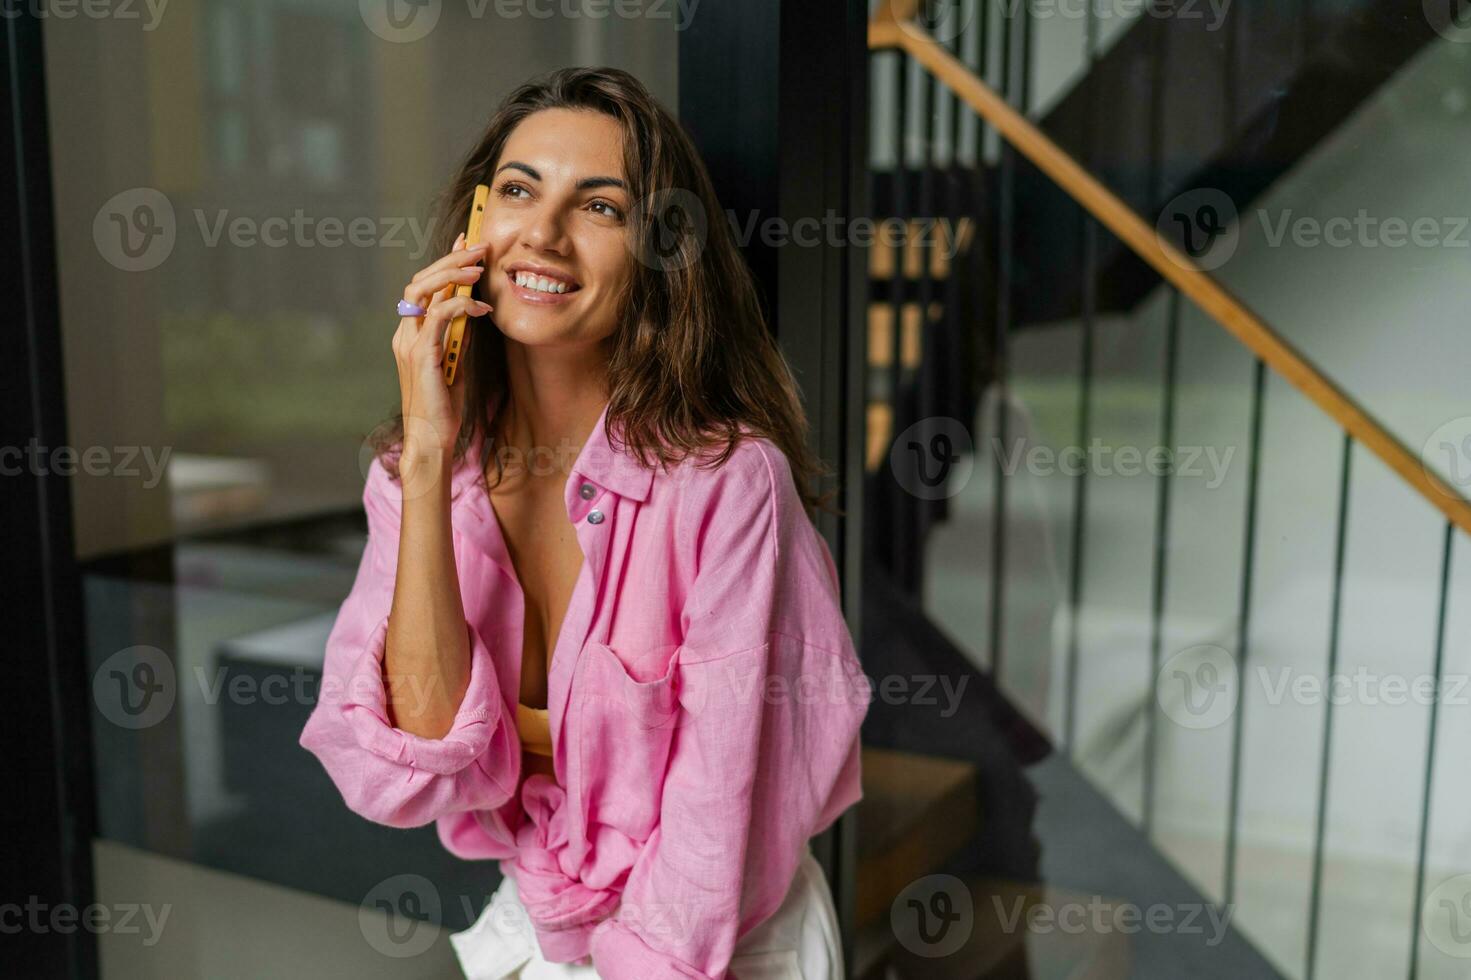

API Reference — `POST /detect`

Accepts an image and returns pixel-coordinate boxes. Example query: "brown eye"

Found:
[590,200,624,220]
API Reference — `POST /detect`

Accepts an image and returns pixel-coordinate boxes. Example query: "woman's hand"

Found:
[393,231,494,468]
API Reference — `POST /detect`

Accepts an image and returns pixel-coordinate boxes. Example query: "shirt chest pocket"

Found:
[574,640,682,838]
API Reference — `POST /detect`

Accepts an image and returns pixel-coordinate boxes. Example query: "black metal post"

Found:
[1,10,101,980]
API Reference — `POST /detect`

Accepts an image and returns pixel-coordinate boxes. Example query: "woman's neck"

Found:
[491,340,611,480]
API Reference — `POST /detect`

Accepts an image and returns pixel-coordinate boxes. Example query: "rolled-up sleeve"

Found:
[299,456,519,829]
[587,441,869,979]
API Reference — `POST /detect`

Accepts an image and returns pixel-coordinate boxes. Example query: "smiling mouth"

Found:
[507,270,582,295]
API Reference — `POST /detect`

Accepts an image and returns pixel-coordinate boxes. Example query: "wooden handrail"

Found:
[871,18,1471,536]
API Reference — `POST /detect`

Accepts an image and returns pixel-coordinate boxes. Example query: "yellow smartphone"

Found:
[443,183,491,387]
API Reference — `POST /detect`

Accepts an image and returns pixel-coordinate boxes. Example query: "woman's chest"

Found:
[468,477,689,705]
[488,484,585,704]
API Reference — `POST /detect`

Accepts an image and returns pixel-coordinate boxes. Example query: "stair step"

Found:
[855,747,979,933]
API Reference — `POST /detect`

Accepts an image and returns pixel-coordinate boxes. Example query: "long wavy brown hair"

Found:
[368,66,837,519]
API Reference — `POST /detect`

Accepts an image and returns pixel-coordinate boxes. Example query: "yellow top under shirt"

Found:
[516,701,553,757]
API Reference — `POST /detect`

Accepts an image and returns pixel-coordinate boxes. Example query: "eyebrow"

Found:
[494,161,627,192]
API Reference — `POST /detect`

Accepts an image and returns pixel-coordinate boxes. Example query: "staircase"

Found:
[860,2,1471,978]
[1016,0,1442,325]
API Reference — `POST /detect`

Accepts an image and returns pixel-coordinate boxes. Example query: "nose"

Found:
[520,201,570,254]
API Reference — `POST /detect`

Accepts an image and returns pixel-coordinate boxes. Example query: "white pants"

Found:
[450,845,843,979]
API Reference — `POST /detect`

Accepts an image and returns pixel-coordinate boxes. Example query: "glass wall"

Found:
[45,3,676,975]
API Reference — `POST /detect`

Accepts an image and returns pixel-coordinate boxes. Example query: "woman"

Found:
[300,67,869,979]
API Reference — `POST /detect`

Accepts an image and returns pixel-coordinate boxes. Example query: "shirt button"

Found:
[579,482,596,500]
[586,509,605,525]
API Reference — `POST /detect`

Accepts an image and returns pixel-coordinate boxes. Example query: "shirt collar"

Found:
[453,398,654,504]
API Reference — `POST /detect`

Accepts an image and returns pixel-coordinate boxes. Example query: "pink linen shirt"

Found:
[299,401,869,979]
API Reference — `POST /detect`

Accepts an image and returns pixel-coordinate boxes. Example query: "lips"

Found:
[505,262,582,293]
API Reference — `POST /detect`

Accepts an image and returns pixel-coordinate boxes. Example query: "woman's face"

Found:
[478,107,633,350]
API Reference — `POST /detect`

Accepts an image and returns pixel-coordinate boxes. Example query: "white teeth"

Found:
[514,271,571,294]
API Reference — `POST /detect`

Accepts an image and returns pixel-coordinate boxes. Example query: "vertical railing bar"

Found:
[1408,520,1455,980]
[954,0,973,166]
[1223,356,1268,905]
[1063,0,1101,757]
[1063,270,1093,754]
[1147,7,1166,206]
[1019,0,1032,115]
[989,0,1016,681]
[916,18,937,427]
[978,0,991,96]
[966,0,994,662]
[950,0,966,155]
[1142,288,1182,835]
[888,44,909,572]
[938,1,966,465]
[911,5,942,594]
[1305,432,1354,980]
[1223,0,1239,134]
[970,0,992,420]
